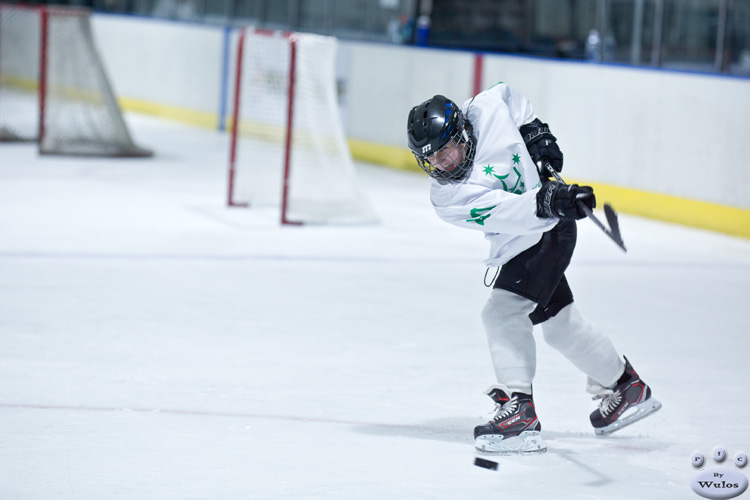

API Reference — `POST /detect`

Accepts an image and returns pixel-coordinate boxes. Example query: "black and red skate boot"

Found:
[474,384,546,455]
[589,356,662,436]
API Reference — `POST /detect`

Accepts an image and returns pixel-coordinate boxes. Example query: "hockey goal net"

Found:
[0,3,151,156]
[228,28,377,225]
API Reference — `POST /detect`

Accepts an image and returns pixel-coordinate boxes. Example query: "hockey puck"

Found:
[474,457,498,470]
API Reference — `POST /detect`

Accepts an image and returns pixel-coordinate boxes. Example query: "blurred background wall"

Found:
[32,0,750,75]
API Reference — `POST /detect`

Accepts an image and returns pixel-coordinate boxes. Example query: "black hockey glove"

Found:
[520,118,563,178]
[536,181,595,220]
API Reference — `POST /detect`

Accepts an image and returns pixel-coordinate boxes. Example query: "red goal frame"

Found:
[227,28,302,226]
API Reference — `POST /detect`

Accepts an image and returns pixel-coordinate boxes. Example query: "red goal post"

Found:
[227,28,377,225]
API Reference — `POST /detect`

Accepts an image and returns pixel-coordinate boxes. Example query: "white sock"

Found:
[541,303,624,389]
[481,288,537,395]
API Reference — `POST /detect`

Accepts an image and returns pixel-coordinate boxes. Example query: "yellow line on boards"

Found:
[112,102,750,240]
[117,97,219,130]
[575,181,750,239]
[347,139,421,173]
[348,141,750,239]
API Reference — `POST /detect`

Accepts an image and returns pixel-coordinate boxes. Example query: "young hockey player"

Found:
[406,84,661,455]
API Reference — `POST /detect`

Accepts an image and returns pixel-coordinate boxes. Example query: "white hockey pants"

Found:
[481,288,624,395]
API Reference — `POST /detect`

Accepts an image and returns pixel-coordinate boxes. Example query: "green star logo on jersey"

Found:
[466,206,496,226]
[481,153,525,194]
[496,167,523,194]
[485,166,523,193]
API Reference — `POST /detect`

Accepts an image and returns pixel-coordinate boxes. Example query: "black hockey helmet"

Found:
[407,95,475,181]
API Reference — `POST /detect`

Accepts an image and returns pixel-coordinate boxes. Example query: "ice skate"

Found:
[589,356,661,436]
[474,385,547,455]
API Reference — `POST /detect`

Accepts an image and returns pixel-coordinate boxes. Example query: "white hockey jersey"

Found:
[430,83,559,266]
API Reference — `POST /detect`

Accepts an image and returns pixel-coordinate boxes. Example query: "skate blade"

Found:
[595,398,662,436]
[475,430,547,456]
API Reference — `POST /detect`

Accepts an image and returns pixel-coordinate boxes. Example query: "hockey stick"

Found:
[542,162,627,253]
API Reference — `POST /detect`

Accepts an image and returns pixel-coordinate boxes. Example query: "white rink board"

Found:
[85,13,750,208]
[344,42,475,146]
[479,55,750,208]
[0,114,748,499]
[90,15,224,115]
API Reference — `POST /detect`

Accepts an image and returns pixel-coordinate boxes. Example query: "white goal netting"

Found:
[0,4,151,156]
[229,29,376,225]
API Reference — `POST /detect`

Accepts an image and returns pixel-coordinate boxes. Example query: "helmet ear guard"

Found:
[407,95,476,182]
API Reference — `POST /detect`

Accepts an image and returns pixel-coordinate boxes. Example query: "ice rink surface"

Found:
[1,115,748,499]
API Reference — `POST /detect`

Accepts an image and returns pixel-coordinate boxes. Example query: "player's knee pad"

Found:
[541,303,624,387]
[481,288,537,331]
[541,302,592,351]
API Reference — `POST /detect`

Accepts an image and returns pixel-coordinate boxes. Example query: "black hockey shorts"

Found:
[493,220,577,325]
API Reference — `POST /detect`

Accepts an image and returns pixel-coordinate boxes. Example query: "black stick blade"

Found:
[603,203,627,252]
